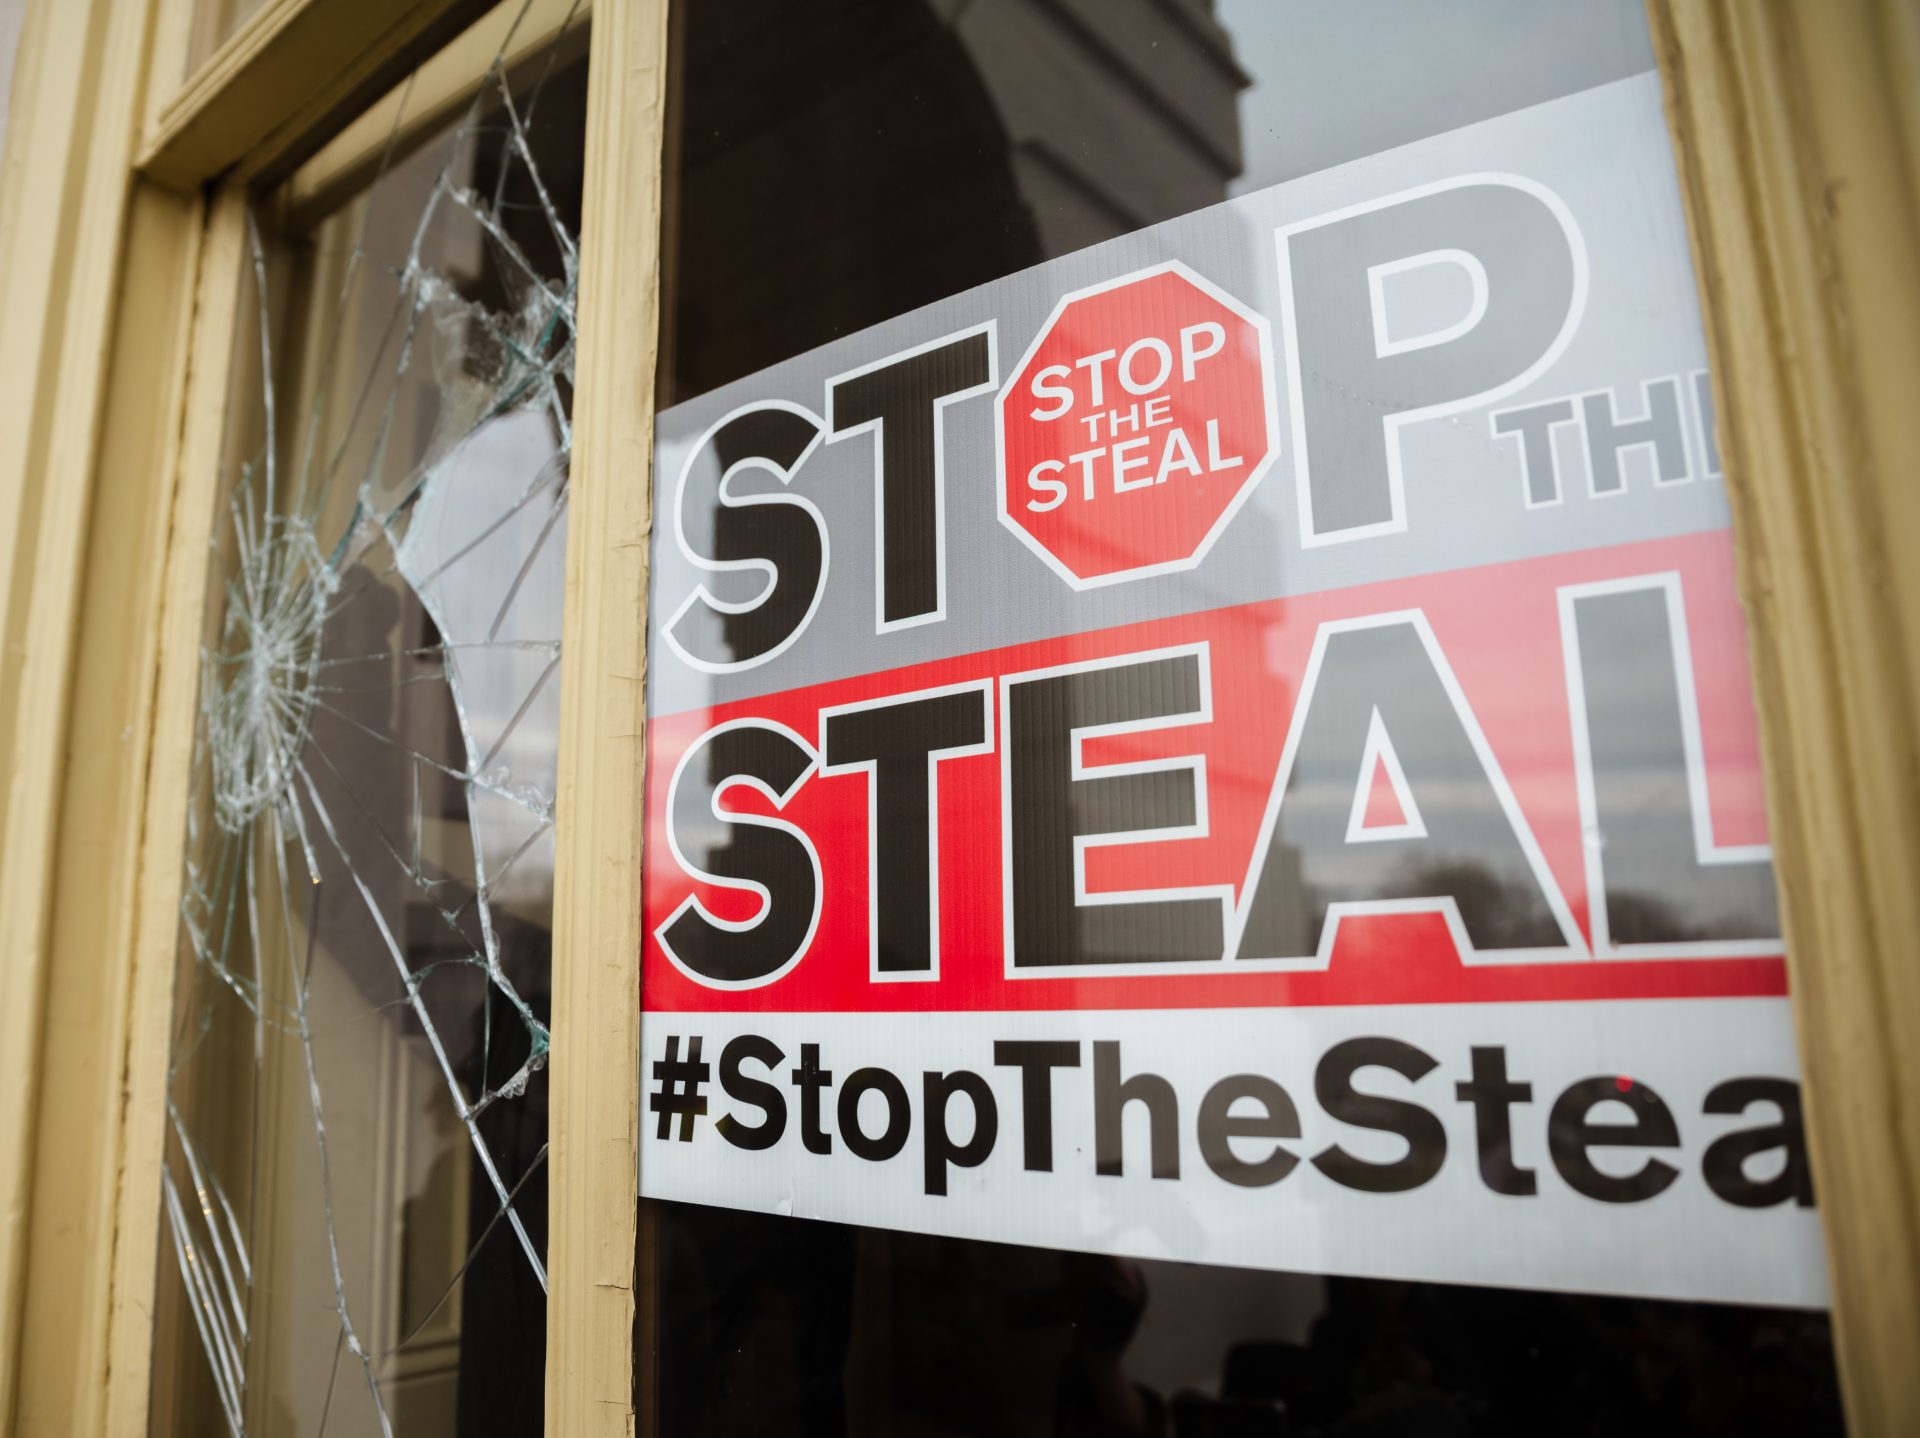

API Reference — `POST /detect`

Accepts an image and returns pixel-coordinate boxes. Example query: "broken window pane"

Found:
[153,7,588,1433]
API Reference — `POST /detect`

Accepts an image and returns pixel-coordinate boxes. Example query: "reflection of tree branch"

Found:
[1603,890,1707,944]
[1388,859,1558,949]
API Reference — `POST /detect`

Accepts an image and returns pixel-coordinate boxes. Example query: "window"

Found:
[637,4,1846,1434]
[151,8,587,1429]
[0,0,1911,1432]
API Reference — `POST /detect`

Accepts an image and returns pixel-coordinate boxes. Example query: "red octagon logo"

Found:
[997,261,1277,588]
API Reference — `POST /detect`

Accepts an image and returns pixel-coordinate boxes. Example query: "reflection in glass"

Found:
[648,4,1845,1436]
[652,1206,1844,1437]
[153,7,587,1432]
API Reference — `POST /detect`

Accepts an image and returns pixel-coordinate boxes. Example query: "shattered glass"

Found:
[153,5,588,1432]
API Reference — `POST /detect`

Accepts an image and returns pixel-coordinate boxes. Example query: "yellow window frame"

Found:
[0,0,654,1431]
[0,0,1911,1433]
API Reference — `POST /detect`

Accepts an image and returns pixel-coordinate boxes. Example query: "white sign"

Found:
[638,75,1827,1309]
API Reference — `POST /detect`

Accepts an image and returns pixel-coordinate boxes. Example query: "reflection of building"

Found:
[942,0,1249,257]
[667,0,1248,401]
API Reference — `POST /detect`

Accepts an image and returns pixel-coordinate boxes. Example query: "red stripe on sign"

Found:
[643,529,1784,1014]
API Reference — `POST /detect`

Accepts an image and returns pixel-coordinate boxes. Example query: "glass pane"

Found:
[644,1,1846,1434]
[152,7,588,1433]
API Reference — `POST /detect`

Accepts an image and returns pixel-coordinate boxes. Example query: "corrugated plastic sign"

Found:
[638,75,1827,1308]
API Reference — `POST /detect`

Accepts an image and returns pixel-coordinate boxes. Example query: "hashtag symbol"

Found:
[650,1035,709,1141]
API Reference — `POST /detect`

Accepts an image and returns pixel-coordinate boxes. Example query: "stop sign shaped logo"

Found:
[997,261,1277,587]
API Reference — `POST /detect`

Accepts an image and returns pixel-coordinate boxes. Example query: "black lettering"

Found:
[838,1066,910,1162]
[923,1069,999,1196]
[1492,398,1576,506]
[1311,1037,1446,1193]
[657,721,818,986]
[1198,1074,1300,1188]
[1581,378,1689,494]
[1284,181,1577,537]
[824,686,988,975]
[715,1034,786,1152]
[789,1042,834,1155]
[1454,1045,1536,1196]
[1567,582,1779,945]
[1006,651,1222,967]
[828,329,992,627]
[1548,1076,1681,1203]
[665,405,824,668]
[1093,1041,1179,1179]
[1703,1077,1813,1209]
[1241,620,1569,961]
[993,1040,1081,1171]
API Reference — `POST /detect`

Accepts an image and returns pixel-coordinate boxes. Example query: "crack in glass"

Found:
[159,5,585,1431]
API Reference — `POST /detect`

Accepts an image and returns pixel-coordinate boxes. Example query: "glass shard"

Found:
[154,6,588,1433]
